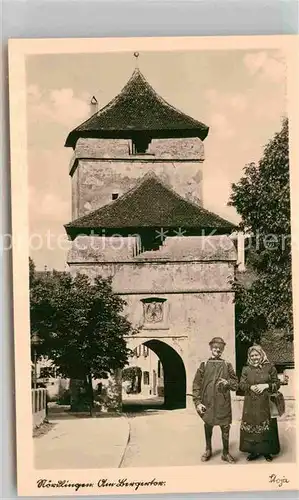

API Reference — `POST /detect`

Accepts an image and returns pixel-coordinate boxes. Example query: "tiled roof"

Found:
[65,173,235,235]
[261,333,294,366]
[65,69,209,148]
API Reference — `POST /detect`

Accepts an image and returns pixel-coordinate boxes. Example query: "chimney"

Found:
[90,96,98,116]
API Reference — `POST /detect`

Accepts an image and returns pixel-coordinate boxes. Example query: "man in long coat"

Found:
[192,337,238,463]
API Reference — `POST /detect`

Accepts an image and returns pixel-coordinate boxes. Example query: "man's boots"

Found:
[221,425,235,463]
[201,424,213,461]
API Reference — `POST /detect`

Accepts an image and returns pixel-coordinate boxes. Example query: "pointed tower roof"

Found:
[65,68,209,148]
[64,173,235,238]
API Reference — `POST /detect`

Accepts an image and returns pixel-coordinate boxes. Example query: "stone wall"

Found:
[72,160,203,219]
[282,368,296,400]
[70,261,234,295]
[68,235,237,410]
[69,137,204,220]
[68,235,237,264]
[72,137,205,161]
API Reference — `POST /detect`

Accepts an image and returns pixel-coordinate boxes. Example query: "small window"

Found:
[143,371,150,385]
[131,135,151,154]
[112,193,119,200]
[133,346,141,358]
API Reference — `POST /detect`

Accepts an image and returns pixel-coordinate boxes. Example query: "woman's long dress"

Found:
[239,362,280,455]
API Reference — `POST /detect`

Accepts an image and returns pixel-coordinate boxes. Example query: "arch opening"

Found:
[122,339,186,411]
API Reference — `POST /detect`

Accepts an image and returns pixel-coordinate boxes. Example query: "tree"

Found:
[30,261,137,410]
[229,118,293,345]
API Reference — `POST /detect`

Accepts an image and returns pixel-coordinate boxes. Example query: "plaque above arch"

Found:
[140,297,169,330]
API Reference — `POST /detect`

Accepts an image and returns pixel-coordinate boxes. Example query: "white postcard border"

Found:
[8,34,299,496]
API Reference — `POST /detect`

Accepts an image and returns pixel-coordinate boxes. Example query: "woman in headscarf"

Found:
[239,344,281,462]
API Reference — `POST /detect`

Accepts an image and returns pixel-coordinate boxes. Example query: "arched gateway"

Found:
[64,59,238,412]
[126,338,187,409]
[145,340,186,409]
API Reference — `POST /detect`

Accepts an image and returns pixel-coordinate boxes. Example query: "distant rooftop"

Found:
[65,68,209,148]
[261,331,294,368]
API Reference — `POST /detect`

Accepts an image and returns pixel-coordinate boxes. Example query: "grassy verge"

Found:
[33,420,56,438]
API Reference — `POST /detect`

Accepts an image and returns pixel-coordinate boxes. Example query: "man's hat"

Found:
[209,337,226,346]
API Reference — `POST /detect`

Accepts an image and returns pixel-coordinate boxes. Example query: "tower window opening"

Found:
[131,135,151,154]
[139,231,162,252]
[112,193,119,200]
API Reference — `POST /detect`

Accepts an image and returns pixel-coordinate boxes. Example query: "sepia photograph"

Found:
[8,35,299,496]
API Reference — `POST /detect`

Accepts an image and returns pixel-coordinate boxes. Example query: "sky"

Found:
[26,49,287,270]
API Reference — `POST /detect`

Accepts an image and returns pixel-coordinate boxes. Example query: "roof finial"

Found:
[134,51,139,69]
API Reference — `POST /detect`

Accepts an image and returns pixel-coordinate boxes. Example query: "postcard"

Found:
[8,35,299,496]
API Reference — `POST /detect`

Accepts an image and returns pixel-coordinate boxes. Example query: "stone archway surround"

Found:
[125,336,187,409]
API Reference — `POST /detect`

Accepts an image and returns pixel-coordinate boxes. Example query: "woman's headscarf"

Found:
[247,344,269,367]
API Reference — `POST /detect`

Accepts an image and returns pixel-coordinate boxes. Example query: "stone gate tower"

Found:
[64,62,237,409]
